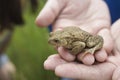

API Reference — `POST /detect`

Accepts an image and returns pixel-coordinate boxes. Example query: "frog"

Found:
[48,26,104,57]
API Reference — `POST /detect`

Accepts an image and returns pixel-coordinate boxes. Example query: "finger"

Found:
[35,0,65,27]
[112,67,120,80]
[44,54,67,70]
[95,48,107,62]
[55,62,115,80]
[58,47,75,61]
[111,19,120,56]
[98,28,113,54]
[111,19,120,40]
[77,53,95,65]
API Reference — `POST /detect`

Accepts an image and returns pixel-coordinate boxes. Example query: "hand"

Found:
[36,0,113,65]
[44,19,120,80]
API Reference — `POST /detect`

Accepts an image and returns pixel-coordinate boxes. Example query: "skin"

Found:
[43,19,120,80]
[36,0,113,65]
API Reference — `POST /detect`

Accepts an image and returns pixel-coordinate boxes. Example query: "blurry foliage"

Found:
[7,0,59,80]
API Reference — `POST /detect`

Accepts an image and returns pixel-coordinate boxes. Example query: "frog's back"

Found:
[63,27,91,41]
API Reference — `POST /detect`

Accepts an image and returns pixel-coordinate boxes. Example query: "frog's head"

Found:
[48,31,68,47]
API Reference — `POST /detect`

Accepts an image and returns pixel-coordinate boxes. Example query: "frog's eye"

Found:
[54,39,59,43]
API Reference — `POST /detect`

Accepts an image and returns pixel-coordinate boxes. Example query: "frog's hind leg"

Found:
[85,35,103,54]
[87,35,103,47]
[81,42,103,59]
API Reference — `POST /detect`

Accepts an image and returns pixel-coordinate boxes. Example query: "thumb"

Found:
[35,0,66,27]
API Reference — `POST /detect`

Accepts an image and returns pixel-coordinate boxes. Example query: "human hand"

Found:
[36,0,113,65]
[44,19,120,80]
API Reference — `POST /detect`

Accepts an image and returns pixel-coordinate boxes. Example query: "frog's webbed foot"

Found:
[84,48,95,54]
[69,41,85,55]
[80,48,96,59]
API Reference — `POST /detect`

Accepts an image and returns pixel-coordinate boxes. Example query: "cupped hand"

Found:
[44,19,120,80]
[36,0,113,65]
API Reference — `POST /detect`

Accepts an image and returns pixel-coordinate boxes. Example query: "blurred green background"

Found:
[6,0,59,80]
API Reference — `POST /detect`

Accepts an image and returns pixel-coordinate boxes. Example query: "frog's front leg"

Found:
[69,41,86,55]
